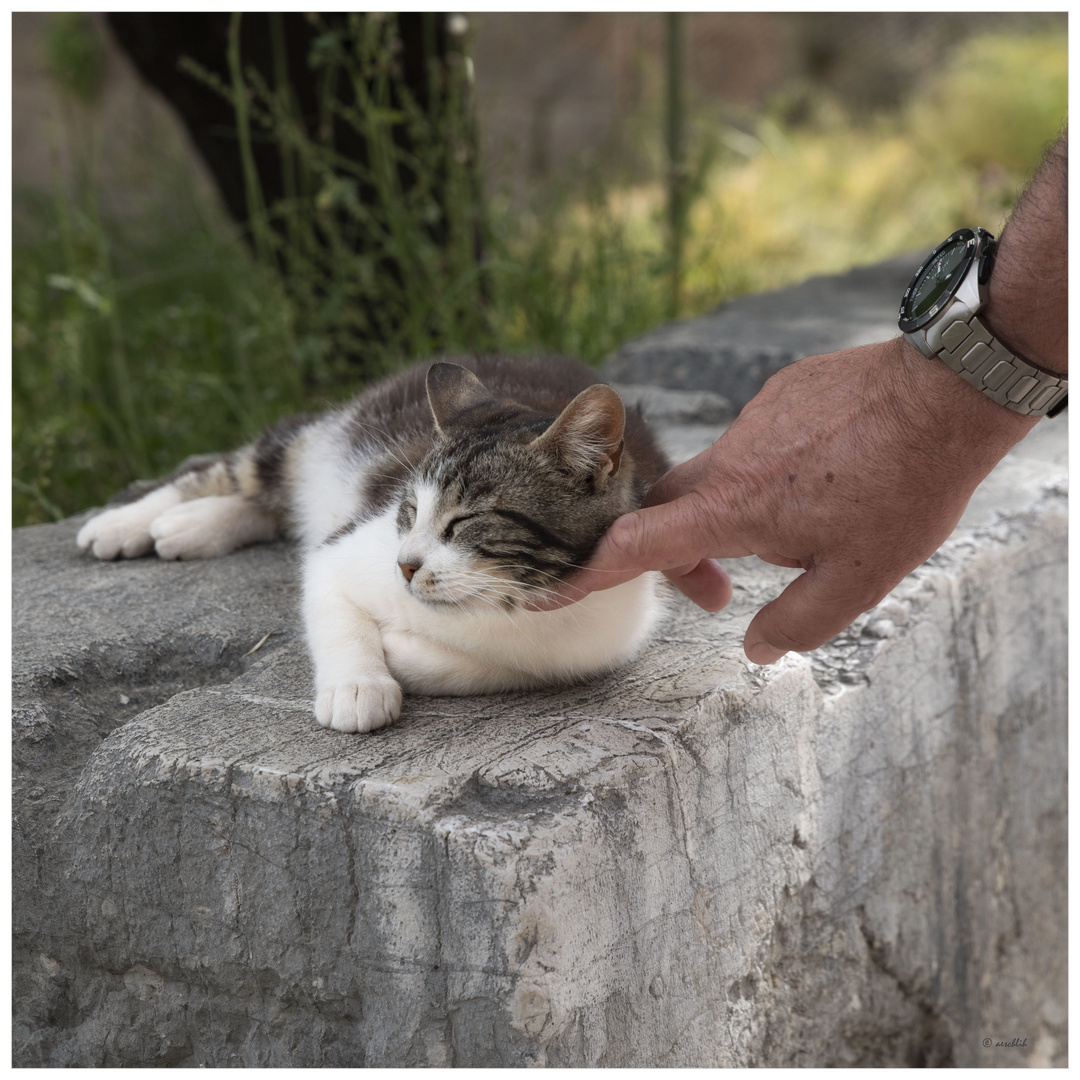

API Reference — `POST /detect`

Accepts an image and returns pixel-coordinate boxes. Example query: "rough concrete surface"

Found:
[13,273,1067,1066]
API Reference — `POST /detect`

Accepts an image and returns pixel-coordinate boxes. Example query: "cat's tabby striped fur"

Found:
[77,356,670,733]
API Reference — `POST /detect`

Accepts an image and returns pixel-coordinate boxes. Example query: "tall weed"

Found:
[186,12,489,383]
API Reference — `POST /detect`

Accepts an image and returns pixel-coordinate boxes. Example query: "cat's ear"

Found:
[531,384,625,480]
[426,363,497,433]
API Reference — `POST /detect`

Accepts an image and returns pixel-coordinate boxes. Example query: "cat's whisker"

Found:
[363,468,416,483]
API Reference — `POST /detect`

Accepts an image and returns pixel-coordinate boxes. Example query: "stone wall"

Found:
[13,262,1067,1066]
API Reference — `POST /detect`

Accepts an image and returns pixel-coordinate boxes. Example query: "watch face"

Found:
[898,229,976,332]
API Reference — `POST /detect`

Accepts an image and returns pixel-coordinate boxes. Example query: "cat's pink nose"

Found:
[398,560,421,582]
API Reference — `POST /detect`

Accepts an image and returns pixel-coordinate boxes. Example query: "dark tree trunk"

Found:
[105,12,451,238]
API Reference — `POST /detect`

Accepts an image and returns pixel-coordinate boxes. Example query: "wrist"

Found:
[984,135,1068,376]
[877,336,1039,458]
[898,223,1066,417]
[985,256,1067,377]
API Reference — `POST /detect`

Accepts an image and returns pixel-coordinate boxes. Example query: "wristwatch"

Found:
[898,228,1067,417]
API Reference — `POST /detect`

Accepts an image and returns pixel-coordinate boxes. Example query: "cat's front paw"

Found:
[315,674,403,733]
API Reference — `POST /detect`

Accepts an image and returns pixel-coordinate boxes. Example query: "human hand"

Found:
[533,339,1038,664]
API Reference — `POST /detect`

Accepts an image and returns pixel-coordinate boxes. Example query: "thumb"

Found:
[743,565,882,664]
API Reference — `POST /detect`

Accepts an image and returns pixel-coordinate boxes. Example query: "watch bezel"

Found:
[898,228,979,334]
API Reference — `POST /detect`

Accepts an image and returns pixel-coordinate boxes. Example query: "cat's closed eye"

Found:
[442,514,477,540]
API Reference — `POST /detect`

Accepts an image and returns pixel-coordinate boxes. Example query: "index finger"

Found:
[526,489,746,611]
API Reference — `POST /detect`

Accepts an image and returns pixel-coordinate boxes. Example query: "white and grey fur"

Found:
[77,356,670,733]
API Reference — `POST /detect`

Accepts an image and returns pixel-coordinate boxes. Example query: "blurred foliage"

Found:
[44,12,104,104]
[487,175,672,364]
[12,24,1068,526]
[592,30,1068,307]
[907,32,1068,172]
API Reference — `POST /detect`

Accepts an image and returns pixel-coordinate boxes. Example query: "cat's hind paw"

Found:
[76,486,182,560]
[315,674,403,733]
[150,495,277,560]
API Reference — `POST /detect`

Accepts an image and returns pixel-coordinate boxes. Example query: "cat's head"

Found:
[394,362,640,611]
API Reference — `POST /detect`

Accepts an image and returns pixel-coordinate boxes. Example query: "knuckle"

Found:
[605,511,646,563]
[607,490,722,570]
[767,621,829,654]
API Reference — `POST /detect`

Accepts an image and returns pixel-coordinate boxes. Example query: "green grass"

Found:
[13,184,306,525]
[12,26,1067,527]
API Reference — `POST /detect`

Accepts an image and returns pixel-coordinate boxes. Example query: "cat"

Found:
[76,356,671,733]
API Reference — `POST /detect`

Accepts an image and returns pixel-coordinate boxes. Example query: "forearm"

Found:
[985,129,1068,375]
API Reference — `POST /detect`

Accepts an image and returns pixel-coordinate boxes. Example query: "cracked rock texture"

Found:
[13,264,1066,1067]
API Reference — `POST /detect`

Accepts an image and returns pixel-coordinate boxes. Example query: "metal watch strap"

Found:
[915,313,1068,418]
